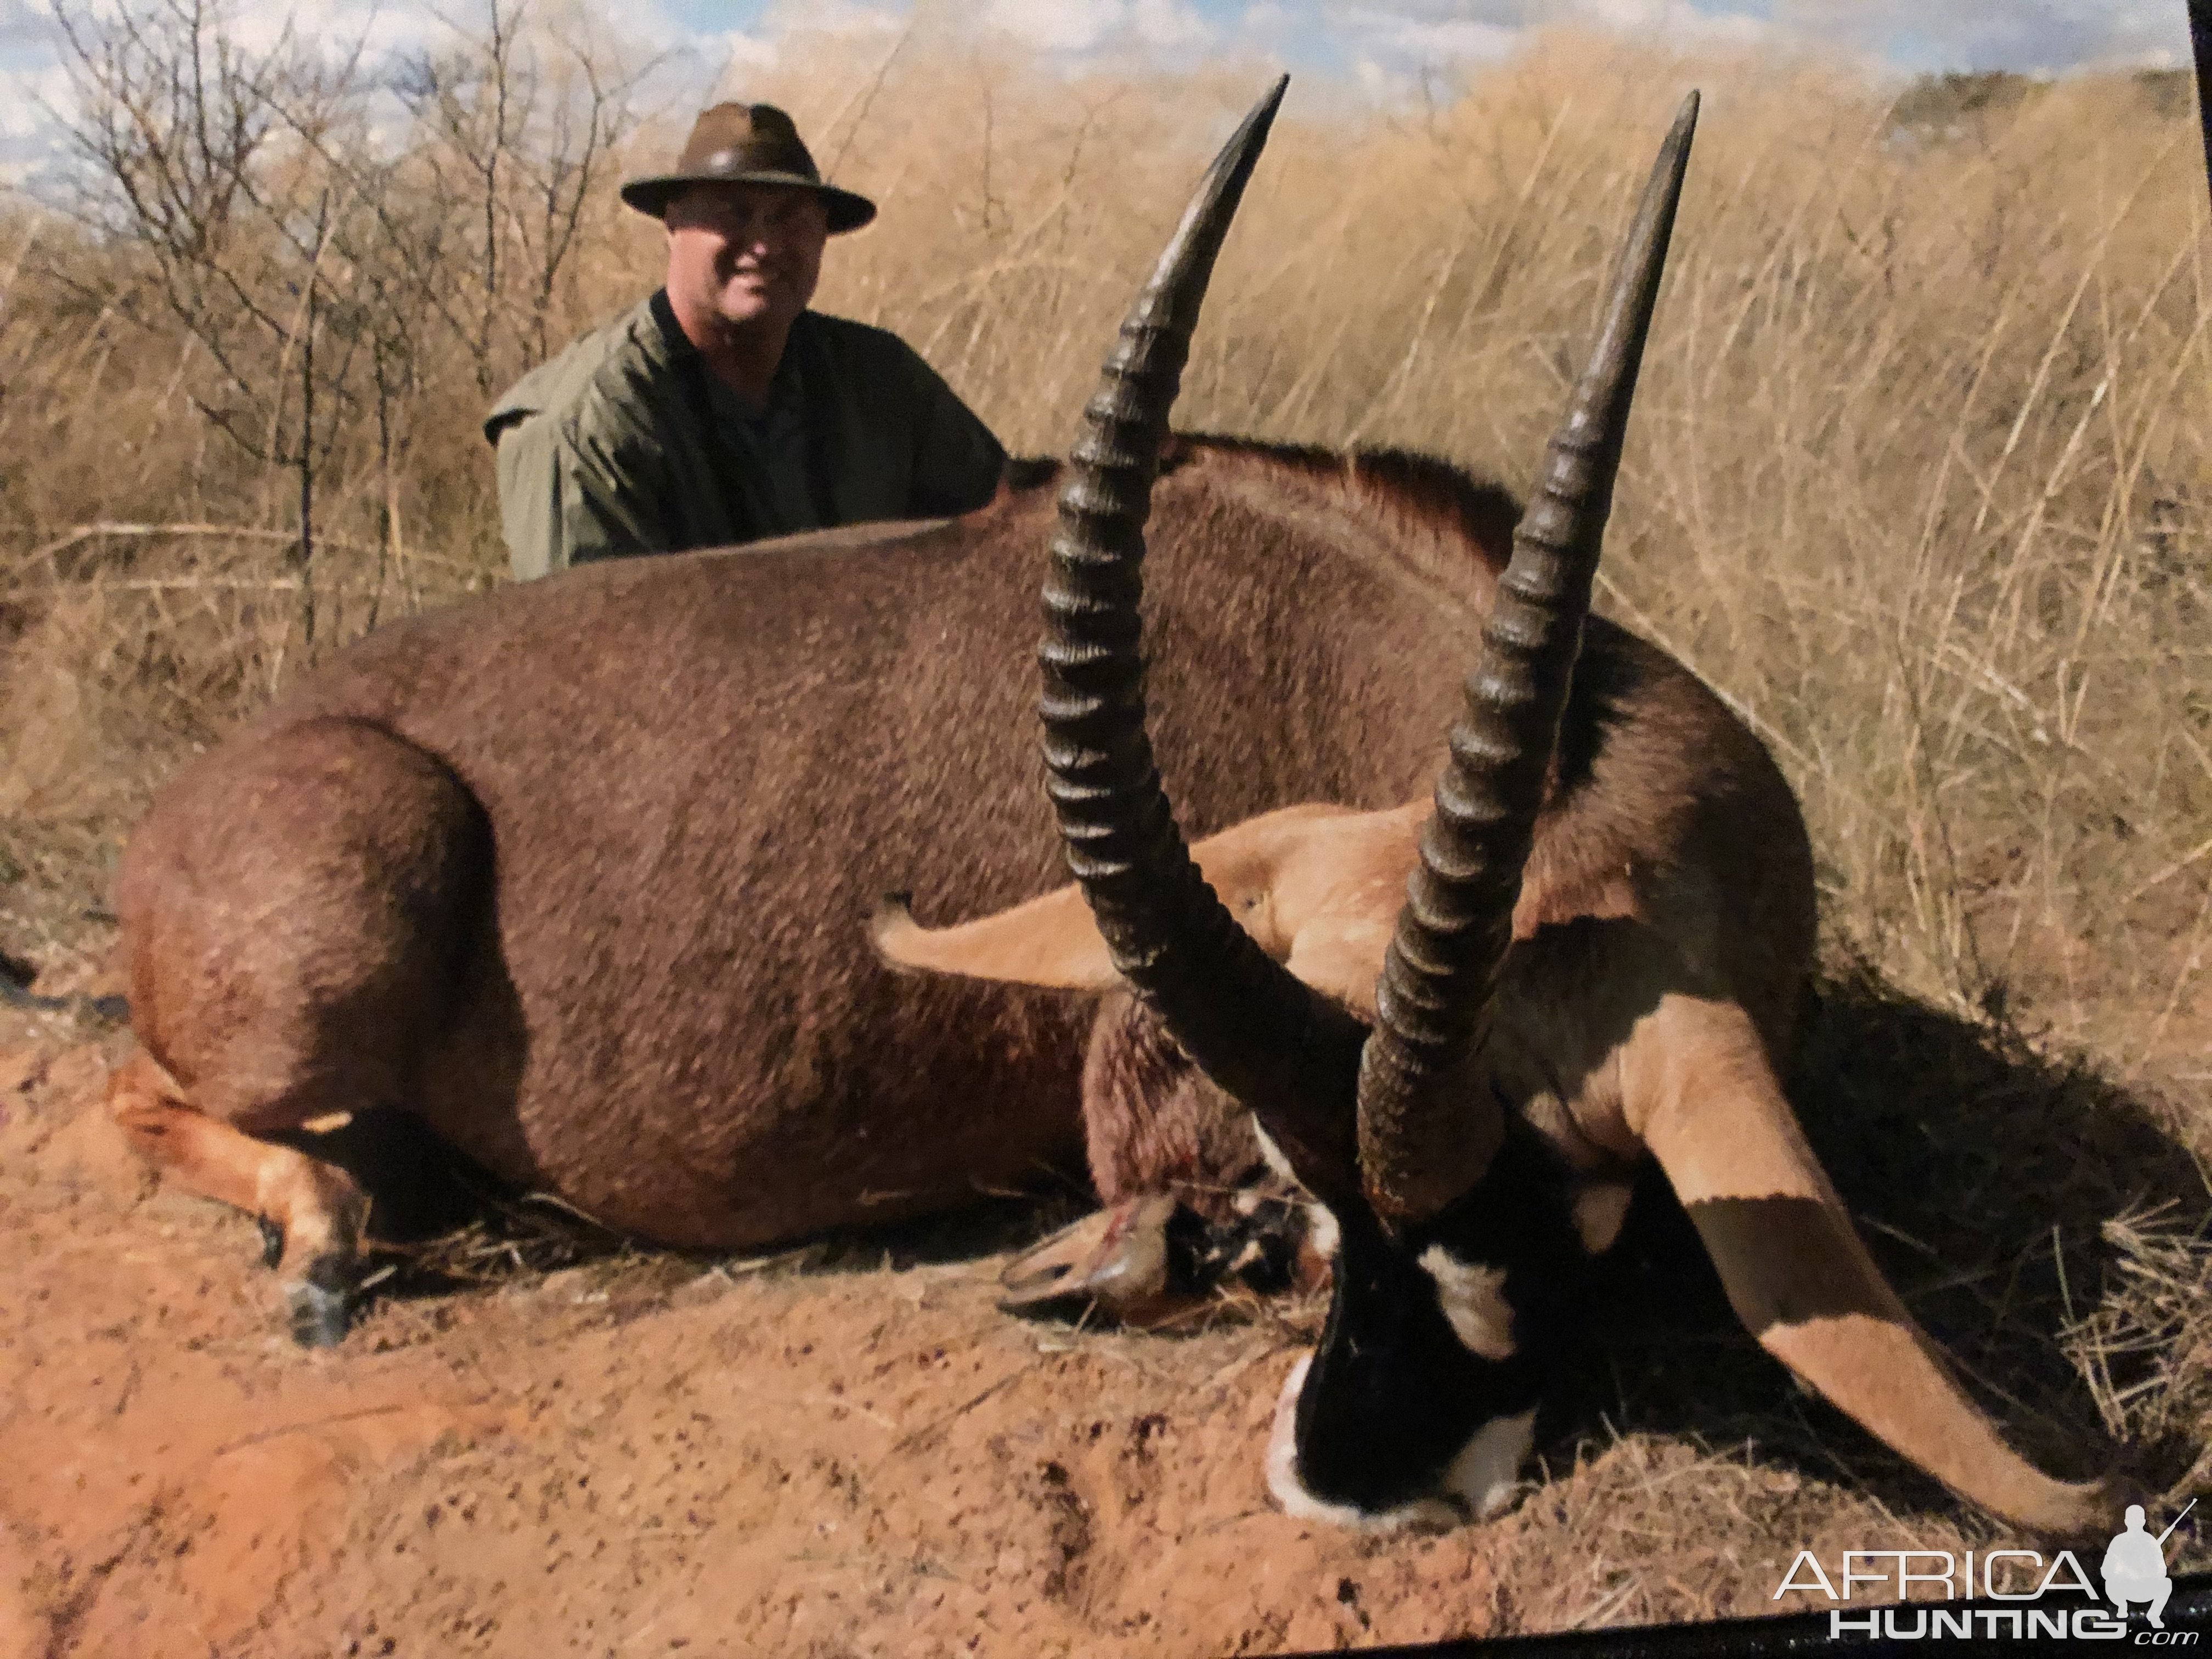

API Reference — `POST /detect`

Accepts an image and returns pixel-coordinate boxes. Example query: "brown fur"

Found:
[1080,994,1262,1218]
[879,600,1817,1192]
[115,441,1542,1278]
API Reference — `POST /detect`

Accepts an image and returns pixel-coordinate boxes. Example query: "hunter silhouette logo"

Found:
[2107,1502,2194,1629]
[1775,1502,2201,1643]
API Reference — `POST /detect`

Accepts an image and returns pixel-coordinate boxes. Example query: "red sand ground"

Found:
[0,1018,2013,1658]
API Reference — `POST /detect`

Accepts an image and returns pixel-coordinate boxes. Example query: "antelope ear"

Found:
[870,888,1123,991]
[872,801,1384,993]
[1283,918,1393,1020]
[1630,991,2119,1536]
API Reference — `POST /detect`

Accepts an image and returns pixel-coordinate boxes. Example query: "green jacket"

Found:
[484,293,1008,580]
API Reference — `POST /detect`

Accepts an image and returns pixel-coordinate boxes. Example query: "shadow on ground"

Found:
[288,1102,1098,1306]
[296,952,2212,1550]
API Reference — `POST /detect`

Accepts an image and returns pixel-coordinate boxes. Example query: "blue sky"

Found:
[2,0,2196,188]
[647,0,2192,77]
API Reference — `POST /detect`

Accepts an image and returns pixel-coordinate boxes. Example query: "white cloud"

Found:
[1773,0,2187,71]
[698,26,779,78]
[778,0,902,35]
[0,0,2197,194]
[1342,6,1520,65]
[1560,0,1785,51]
[1132,0,1210,50]
[982,0,1119,54]
[1308,0,2188,77]
[1396,19,1519,59]
[195,0,444,59]
[0,57,68,139]
[976,0,1211,57]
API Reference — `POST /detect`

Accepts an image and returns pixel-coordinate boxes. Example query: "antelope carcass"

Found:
[875,86,2120,1538]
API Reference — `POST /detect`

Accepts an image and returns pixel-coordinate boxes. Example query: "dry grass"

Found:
[4,16,2211,1576]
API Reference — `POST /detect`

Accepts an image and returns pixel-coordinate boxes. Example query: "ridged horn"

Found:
[1038,75,1368,1203]
[1355,93,1701,1223]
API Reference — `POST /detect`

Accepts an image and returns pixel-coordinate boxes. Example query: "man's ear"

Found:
[870,887,1122,991]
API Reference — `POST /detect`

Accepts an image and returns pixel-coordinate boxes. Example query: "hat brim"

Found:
[622,170,876,234]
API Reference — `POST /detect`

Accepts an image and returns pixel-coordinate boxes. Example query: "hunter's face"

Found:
[664,182,828,336]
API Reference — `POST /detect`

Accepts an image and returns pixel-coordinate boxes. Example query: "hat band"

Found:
[694,146,821,184]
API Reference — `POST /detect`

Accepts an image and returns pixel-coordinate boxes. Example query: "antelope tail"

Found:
[1627,992,2119,1536]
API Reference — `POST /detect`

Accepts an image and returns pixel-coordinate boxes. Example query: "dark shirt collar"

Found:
[649,289,807,413]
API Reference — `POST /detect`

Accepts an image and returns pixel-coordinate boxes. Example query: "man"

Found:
[486,103,1008,580]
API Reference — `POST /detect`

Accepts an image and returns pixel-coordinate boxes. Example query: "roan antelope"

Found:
[873,86,2120,1536]
[103,75,2113,1537]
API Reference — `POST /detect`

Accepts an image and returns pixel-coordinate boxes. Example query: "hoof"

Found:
[283,1262,356,1347]
[1001,1195,1187,1326]
[1001,1192,1323,1328]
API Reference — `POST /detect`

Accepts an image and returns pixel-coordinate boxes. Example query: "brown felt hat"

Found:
[621,103,876,233]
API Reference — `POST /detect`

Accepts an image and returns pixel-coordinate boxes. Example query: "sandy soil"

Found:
[0,1002,2177,1659]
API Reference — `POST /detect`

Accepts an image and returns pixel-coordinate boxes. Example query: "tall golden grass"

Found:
[2,26,2207,1099]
